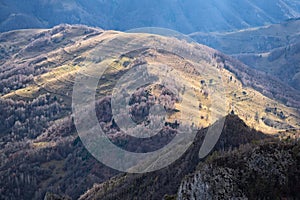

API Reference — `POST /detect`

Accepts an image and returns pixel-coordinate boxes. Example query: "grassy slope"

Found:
[1,25,299,134]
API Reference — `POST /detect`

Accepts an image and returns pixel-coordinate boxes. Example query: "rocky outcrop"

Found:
[177,171,212,200]
[177,141,300,199]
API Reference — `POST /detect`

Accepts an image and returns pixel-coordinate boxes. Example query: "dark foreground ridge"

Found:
[79,114,278,200]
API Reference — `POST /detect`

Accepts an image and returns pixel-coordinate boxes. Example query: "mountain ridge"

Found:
[1,24,299,132]
[1,0,300,33]
[79,114,271,200]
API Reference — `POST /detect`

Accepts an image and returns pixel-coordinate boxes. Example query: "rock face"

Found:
[177,172,212,200]
[178,167,249,199]
[177,141,300,199]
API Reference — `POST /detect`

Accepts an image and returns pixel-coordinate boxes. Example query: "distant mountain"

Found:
[191,18,300,90]
[1,0,300,33]
[190,18,300,55]
[236,41,300,90]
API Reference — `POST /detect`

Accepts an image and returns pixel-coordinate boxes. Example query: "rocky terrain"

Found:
[178,140,300,199]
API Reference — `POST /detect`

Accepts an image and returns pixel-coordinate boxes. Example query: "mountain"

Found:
[190,18,300,55]
[236,41,300,90]
[1,24,299,134]
[80,116,300,200]
[177,138,300,199]
[1,0,300,33]
[0,24,299,199]
[191,18,300,90]
[79,115,271,200]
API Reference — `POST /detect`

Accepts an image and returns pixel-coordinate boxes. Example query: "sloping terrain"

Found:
[79,115,271,200]
[0,25,300,199]
[190,18,300,55]
[80,116,300,200]
[236,41,300,90]
[177,139,300,199]
[1,24,299,133]
[191,18,300,91]
[1,0,300,33]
